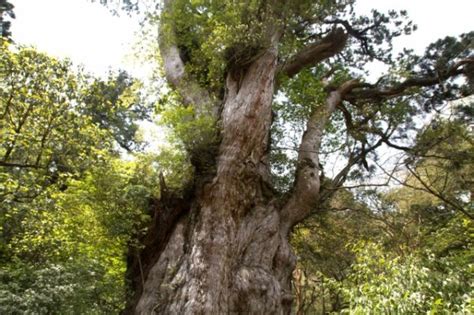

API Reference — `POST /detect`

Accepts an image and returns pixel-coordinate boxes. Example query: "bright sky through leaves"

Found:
[10,0,474,77]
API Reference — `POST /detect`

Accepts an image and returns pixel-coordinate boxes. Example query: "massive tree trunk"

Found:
[125,43,299,314]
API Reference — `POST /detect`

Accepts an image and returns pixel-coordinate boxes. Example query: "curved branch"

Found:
[281,80,358,231]
[344,58,473,101]
[159,0,217,117]
[280,28,348,78]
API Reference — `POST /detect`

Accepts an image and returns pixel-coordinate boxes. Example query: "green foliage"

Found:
[153,146,193,189]
[157,0,416,94]
[0,156,161,314]
[1,43,110,257]
[0,258,125,314]
[294,207,473,314]
[292,112,473,313]
[4,1,473,313]
[1,165,143,314]
[162,0,280,90]
[155,89,216,177]
[0,43,159,313]
[291,189,380,313]
[80,71,150,152]
[160,103,216,150]
[340,242,473,314]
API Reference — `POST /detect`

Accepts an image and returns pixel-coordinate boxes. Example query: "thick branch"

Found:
[159,0,216,117]
[281,80,358,231]
[345,58,473,101]
[281,28,348,78]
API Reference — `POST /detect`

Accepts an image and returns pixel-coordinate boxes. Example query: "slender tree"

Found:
[96,1,474,313]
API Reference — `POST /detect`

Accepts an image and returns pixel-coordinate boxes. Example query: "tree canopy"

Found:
[0,40,158,313]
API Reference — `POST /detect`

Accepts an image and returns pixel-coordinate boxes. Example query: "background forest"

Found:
[1,0,473,314]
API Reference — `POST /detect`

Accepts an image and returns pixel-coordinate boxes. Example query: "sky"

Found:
[10,0,142,76]
[9,0,474,78]
[355,0,474,54]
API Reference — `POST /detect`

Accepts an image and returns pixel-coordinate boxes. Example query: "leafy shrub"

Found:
[339,242,473,314]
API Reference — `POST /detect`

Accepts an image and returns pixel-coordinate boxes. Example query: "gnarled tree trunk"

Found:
[125,44,300,314]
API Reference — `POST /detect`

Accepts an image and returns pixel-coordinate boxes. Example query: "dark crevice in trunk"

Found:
[188,141,220,181]
[122,187,194,315]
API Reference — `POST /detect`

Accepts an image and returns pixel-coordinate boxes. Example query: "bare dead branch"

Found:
[374,159,473,220]
[406,164,473,219]
[318,137,385,204]
[323,18,385,62]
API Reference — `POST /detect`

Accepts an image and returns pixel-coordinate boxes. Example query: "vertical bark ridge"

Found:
[133,46,297,314]
[134,200,296,314]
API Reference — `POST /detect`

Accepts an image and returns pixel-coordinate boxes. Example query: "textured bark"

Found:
[128,46,297,314]
[281,80,359,231]
[281,28,348,78]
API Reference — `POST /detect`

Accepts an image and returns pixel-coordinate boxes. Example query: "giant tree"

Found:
[99,0,474,313]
